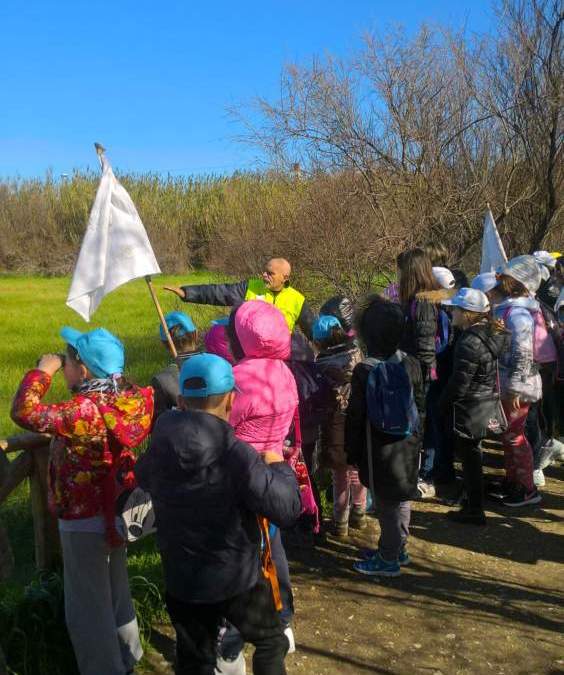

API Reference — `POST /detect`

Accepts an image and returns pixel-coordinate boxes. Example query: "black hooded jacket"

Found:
[439,321,509,410]
[135,409,301,603]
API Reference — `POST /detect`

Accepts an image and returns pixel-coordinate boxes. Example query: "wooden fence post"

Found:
[29,446,60,570]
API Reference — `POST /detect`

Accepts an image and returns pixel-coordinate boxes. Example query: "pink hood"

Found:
[233,301,291,360]
[230,301,297,455]
[204,324,234,365]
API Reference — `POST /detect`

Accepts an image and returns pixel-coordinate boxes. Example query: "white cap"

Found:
[432,266,456,289]
[443,287,490,313]
[471,272,497,294]
[533,250,556,269]
[499,255,542,293]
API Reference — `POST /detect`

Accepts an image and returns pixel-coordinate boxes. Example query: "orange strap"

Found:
[258,516,283,612]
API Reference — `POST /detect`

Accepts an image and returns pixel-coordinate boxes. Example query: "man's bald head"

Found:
[263,258,292,291]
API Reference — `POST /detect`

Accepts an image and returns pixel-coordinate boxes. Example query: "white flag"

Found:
[480,208,507,274]
[67,152,161,321]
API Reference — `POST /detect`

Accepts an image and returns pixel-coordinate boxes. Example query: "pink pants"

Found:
[501,400,534,492]
[332,467,367,523]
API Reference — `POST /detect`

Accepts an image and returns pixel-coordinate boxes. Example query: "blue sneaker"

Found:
[353,552,401,577]
[359,548,410,567]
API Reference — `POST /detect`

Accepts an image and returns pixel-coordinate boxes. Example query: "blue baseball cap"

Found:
[179,353,237,398]
[313,315,343,340]
[211,316,229,326]
[160,311,196,341]
[60,327,125,378]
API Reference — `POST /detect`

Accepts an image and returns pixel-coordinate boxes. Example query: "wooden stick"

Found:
[0,450,34,505]
[30,447,60,570]
[145,276,178,358]
[1,432,51,454]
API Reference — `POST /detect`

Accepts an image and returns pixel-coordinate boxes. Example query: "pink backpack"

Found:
[503,306,557,364]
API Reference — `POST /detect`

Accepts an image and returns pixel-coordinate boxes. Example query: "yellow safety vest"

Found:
[245,278,305,332]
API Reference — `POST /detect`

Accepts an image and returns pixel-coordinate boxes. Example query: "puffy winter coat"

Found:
[440,322,508,405]
[135,409,301,603]
[494,297,542,402]
[230,301,299,456]
[400,289,455,379]
[11,370,153,522]
[316,343,363,469]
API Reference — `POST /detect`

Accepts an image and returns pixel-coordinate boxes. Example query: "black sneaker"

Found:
[502,488,542,507]
[486,479,512,501]
[446,508,487,526]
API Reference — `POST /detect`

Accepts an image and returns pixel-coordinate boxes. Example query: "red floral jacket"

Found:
[11,370,154,527]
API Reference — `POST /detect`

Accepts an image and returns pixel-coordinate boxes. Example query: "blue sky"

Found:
[0,1,493,178]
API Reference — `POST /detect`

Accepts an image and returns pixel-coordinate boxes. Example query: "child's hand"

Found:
[163,286,186,300]
[263,451,283,465]
[37,353,64,376]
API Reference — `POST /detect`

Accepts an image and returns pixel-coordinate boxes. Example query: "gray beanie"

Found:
[499,255,542,293]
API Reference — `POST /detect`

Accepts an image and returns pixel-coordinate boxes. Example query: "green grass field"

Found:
[0,273,230,674]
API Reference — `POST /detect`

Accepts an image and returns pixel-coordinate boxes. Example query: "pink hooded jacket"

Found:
[204,324,234,364]
[230,301,298,456]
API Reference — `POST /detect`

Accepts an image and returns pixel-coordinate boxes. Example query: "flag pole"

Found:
[145,276,178,359]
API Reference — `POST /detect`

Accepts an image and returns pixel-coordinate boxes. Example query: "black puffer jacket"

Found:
[345,353,426,501]
[399,289,454,379]
[439,322,509,410]
[135,410,301,604]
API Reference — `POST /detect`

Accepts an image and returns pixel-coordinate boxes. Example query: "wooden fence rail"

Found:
[0,433,60,573]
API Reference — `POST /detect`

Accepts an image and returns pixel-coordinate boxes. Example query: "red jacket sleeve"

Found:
[11,370,92,438]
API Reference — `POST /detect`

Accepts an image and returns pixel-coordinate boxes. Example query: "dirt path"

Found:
[143,452,564,675]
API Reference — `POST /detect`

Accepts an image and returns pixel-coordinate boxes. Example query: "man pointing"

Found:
[164,258,315,338]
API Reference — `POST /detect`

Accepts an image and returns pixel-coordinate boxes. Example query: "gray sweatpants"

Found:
[374,498,411,562]
[60,531,142,675]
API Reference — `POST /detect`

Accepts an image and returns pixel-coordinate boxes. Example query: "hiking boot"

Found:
[215,652,246,675]
[416,480,436,499]
[502,487,542,507]
[359,547,410,566]
[446,507,486,526]
[533,469,545,487]
[332,520,349,537]
[349,507,367,530]
[353,552,401,577]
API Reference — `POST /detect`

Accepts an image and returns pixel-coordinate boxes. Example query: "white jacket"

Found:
[494,297,542,402]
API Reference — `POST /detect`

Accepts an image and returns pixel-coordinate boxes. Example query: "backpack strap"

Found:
[257,516,283,611]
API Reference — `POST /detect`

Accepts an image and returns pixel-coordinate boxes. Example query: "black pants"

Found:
[455,436,484,511]
[166,575,288,675]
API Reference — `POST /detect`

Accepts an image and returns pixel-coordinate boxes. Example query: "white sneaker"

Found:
[533,469,545,487]
[215,652,246,675]
[538,439,564,470]
[284,626,296,654]
[416,480,436,499]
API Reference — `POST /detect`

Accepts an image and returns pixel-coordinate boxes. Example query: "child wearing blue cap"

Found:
[151,310,202,417]
[135,354,301,675]
[313,310,365,536]
[11,327,154,675]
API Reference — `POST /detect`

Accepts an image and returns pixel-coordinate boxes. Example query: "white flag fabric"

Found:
[480,208,507,274]
[67,153,161,321]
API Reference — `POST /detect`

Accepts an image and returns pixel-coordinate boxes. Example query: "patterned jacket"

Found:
[11,370,154,525]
